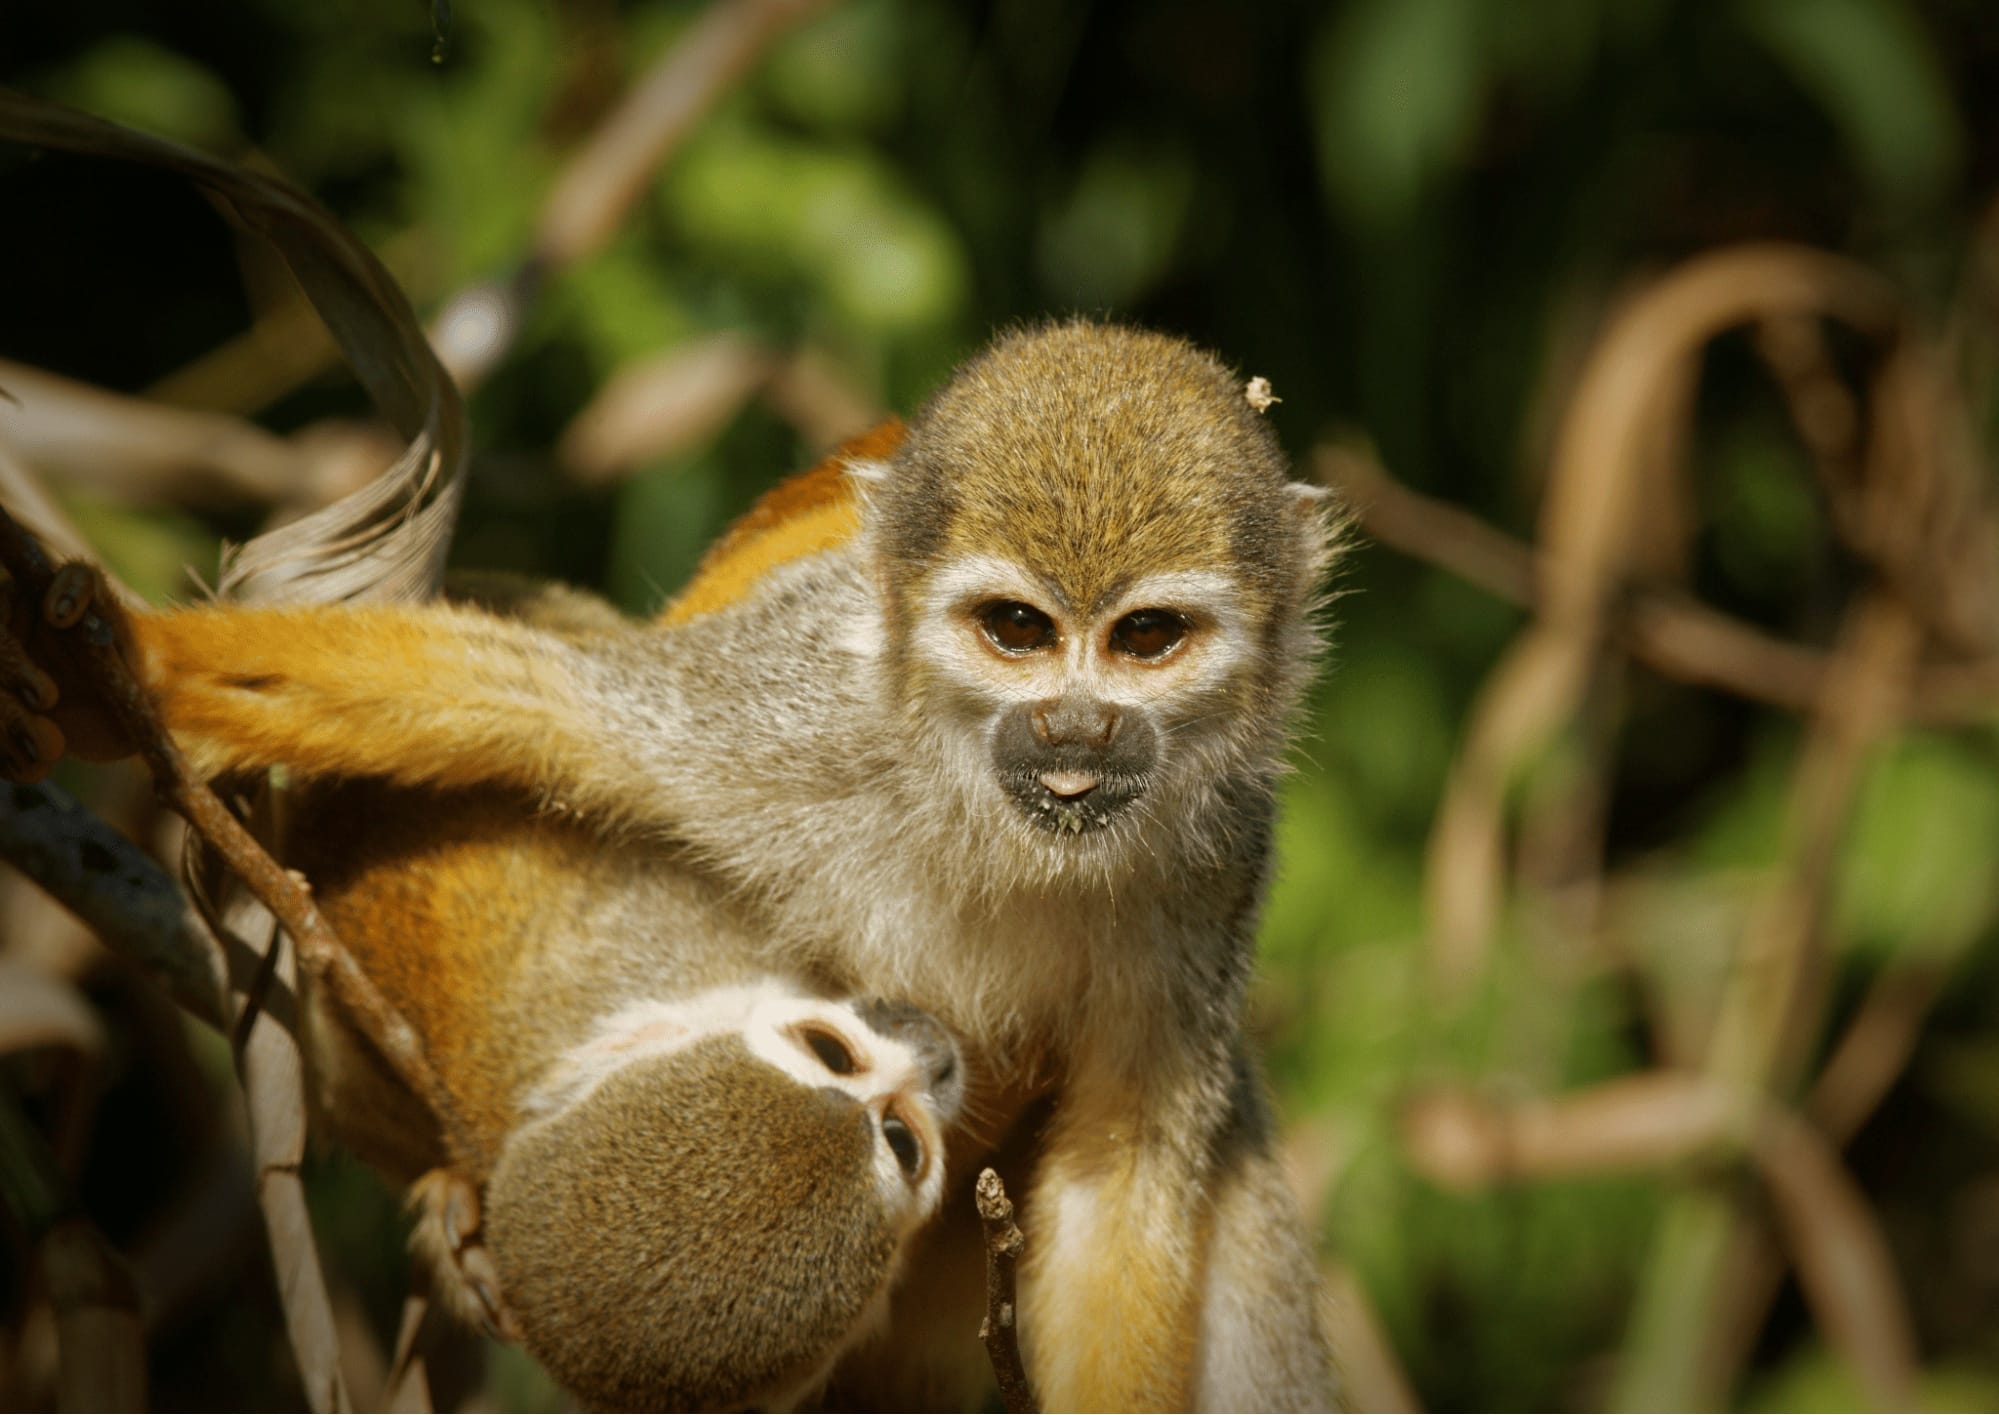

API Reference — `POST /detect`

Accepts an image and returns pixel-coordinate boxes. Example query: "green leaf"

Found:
[1035,140,1196,307]
[1834,734,1999,963]
[1741,0,1964,210]
[1307,0,1483,231]
[662,122,967,334]
[35,37,241,151]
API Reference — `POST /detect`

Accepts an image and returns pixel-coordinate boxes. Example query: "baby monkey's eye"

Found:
[798,1026,858,1076]
[978,600,1057,654]
[1110,609,1188,660]
[881,1110,923,1177]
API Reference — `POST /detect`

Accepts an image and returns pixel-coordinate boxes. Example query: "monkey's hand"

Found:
[0,515,138,780]
[408,1168,521,1344]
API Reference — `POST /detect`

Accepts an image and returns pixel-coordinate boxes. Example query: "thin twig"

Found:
[433,0,835,390]
[975,1168,1035,1415]
[1399,1075,1918,1408]
[1320,444,1999,725]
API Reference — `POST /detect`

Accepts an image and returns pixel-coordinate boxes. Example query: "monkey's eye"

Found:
[978,600,1057,654]
[1110,609,1188,660]
[798,1026,857,1076]
[881,1110,923,1177]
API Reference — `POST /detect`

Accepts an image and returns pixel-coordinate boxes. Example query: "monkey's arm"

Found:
[1018,1037,1217,1409]
[1020,1026,1335,1410]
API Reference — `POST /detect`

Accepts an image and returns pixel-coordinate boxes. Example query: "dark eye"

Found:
[978,600,1057,653]
[799,1027,857,1076]
[881,1110,923,1176]
[1110,609,1188,660]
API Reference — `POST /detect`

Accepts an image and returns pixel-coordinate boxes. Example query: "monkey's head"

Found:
[484,986,962,1411]
[866,321,1338,877]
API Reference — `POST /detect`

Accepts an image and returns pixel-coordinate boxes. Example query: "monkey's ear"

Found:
[1286,480,1348,581]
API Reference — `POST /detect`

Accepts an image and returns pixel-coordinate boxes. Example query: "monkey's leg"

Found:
[407,1169,520,1342]
[1189,1057,1339,1412]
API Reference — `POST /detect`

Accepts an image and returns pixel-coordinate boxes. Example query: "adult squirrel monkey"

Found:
[1,321,1340,1410]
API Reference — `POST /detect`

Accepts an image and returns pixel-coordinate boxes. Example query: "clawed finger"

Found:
[0,617,64,781]
[44,562,97,630]
[454,1243,521,1343]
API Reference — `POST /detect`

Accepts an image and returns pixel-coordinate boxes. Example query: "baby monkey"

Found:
[482,981,962,1410]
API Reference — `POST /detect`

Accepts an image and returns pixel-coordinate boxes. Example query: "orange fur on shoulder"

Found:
[660,420,904,625]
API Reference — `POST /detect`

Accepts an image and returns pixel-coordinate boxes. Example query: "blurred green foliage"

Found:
[4,0,1998,1409]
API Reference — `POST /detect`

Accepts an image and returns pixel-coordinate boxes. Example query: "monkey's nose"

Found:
[1031,700,1119,749]
[1038,769,1099,799]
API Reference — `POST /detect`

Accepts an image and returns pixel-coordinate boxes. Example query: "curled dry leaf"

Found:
[0,88,467,609]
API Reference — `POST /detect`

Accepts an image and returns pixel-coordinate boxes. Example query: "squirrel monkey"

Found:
[1,320,1340,1410]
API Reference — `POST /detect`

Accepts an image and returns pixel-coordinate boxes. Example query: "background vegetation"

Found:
[2,0,1997,1408]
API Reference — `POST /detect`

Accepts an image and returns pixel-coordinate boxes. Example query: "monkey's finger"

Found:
[43,562,97,631]
[442,1180,481,1252]
[0,707,64,783]
[453,1245,521,1344]
[0,612,64,780]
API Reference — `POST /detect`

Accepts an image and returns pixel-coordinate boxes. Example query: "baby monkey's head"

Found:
[868,321,1337,876]
[485,985,962,1412]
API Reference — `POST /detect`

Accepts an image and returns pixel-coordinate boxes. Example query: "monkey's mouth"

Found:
[998,765,1144,835]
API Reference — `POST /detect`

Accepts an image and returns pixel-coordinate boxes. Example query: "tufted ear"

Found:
[1287,480,1348,584]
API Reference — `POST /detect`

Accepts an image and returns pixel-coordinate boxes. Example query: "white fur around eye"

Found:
[524,983,789,1119]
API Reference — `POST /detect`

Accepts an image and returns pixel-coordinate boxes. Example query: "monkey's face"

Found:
[912,556,1251,843]
[870,321,1337,870]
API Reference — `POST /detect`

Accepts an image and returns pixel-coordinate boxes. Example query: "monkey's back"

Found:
[285,780,755,1179]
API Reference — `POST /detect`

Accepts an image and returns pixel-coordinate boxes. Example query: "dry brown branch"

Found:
[0,447,139,604]
[1753,1109,1919,1409]
[1400,1076,1919,1408]
[1403,246,1907,997]
[975,1168,1035,1415]
[1319,1261,1423,1414]
[0,357,319,508]
[557,333,777,483]
[0,91,483,1410]
[0,518,362,1411]
[0,520,461,1145]
[1321,444,1999,726]
[762,346,888,451]
[0,782,229,1030]
[145,231,429,417]
[381,1292,442,1414]
[532,0,834,268]
[1809,966,1948,1144]
[0,91,469,612]
[433,0,835,391]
